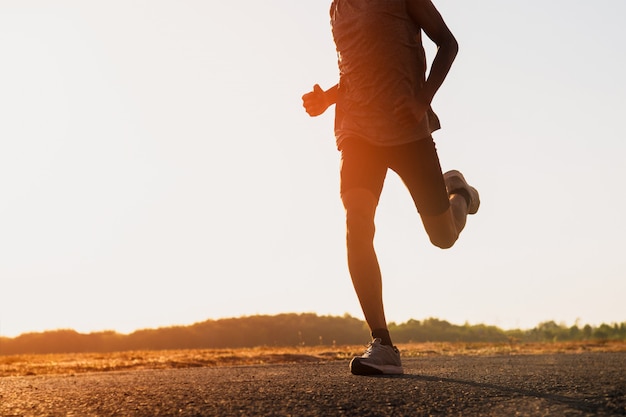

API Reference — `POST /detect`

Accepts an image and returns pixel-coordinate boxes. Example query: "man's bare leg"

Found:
[342,188,388,333]
[422,170,479,249]
[420,194,466,249]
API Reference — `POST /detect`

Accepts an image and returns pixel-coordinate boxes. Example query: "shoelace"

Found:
[363,339,383,357]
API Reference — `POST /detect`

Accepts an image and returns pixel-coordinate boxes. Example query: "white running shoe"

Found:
[349,339,404,375]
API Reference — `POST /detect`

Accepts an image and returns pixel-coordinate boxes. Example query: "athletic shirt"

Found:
[330,0,440,148]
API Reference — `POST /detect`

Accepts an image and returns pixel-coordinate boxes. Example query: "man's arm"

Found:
[407,0,458,105]
[302,84,338,117]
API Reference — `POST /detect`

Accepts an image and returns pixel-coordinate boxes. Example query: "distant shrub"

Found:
[1,314,624,355]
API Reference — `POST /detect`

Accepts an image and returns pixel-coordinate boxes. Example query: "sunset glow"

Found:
[1,1,625,338]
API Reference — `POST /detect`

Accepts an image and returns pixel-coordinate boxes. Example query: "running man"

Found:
[302,0,479,375]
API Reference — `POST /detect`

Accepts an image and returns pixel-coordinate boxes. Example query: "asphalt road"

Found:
[1,352,625,416]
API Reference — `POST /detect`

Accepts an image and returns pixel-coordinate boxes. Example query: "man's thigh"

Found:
[339,138,388,208]
[388,137,449,217]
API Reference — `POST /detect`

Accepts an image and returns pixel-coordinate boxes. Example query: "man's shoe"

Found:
[444,170,480,214]
[349,339,404,375]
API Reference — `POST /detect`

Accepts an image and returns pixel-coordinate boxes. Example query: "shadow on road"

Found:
[365,373,619,415]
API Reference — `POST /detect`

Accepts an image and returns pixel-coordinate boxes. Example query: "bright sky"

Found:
[1,1,625,338]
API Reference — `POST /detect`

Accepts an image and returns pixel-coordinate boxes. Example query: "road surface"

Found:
[1,352,625,416]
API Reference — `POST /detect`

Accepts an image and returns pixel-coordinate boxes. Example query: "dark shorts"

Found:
[340,136,450,216]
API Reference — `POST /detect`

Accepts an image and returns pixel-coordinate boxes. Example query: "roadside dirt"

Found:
[2,340,625,378]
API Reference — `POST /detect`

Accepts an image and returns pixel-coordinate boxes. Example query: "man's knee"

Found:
[428,233,457,250]
[343,188,378,244]
[421,208,459,249]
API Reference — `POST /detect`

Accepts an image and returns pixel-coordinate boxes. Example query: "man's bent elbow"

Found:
[446,36,459,60]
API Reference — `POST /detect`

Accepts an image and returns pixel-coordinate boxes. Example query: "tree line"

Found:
[1,314,624,356]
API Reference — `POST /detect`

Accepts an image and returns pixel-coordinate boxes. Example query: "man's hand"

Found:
[394,95,428,126]
[302,84,331,117]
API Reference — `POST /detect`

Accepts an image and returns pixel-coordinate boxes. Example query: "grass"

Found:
[2,340,625,378]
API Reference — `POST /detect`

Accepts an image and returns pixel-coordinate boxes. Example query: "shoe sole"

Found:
[350,357,404,376]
